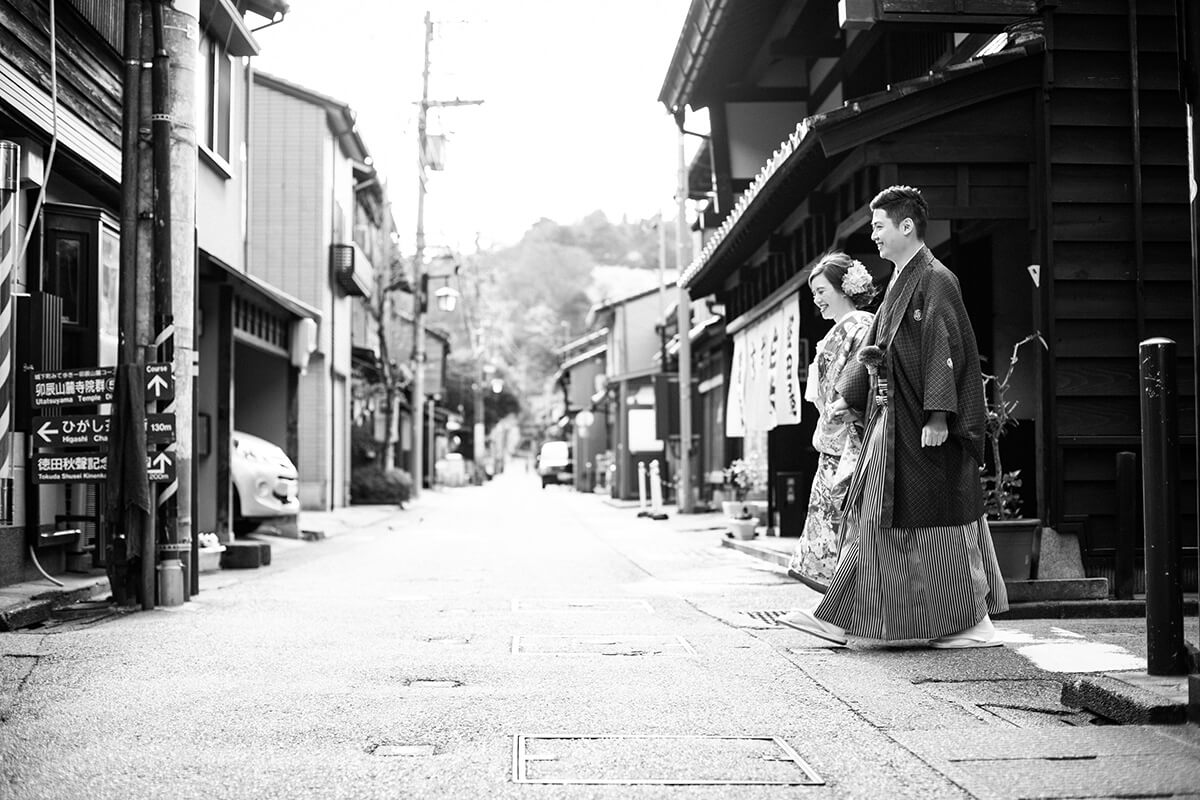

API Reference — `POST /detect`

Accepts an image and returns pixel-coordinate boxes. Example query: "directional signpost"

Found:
[33,451,176,484]
[30,364,177,485]
[31,413,176,447]
[31,363,174,408]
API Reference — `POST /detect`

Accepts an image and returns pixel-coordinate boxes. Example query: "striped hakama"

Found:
[814,398,1009,640]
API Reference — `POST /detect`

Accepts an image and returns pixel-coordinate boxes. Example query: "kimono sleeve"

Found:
[920,271,968,416]
[834,313,875,414]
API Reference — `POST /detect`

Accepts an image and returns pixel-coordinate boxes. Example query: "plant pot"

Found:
[722,500,768,525]
[988,518,1041,581]
[743,500,769,524]
[198,546,225,574]
[722,500,748,519]
[727,518,758,540]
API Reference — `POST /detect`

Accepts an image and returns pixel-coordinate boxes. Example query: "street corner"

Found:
[0,573,111,632]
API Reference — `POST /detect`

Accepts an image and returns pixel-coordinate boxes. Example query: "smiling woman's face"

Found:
[810,272,850,321]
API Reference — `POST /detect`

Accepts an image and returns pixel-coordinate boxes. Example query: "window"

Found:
[197,33,232,162]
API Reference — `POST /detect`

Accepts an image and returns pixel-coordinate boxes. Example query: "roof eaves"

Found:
[679,44,1042,294]
[589,282,679,315]
[679,115,825,292]
[560,344,608,372]
[657,0,731,112]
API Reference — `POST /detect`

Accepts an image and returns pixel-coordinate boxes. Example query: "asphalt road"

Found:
[1,467,1198,799]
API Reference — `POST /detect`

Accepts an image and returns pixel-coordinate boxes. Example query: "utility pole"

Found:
[412,11,430,498]
[147,0,197,605]
[411,9,481,497]
[674,111,693,513]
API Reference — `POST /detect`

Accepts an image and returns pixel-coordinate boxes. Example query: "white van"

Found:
[536,441,573,488]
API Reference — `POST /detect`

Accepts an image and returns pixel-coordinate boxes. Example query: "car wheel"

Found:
[232,490,258,535]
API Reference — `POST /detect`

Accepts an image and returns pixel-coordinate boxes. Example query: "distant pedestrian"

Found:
[780,185,1009,648]
[785,253,875,592]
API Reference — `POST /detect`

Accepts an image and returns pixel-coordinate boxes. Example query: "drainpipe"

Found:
[674,110,693,513]
[117,0,152,607]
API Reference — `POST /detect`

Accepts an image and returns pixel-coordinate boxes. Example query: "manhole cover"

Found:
[405,679,462,689]
[423,635,470,645]
[512,635,696,656]
[512,598,654,613]
[512,735,824,785]
[372,743,436,757]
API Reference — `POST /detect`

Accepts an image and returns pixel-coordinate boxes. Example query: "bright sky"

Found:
[252,1,695,253]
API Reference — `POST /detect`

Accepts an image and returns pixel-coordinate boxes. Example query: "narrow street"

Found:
[2,469,1198,799]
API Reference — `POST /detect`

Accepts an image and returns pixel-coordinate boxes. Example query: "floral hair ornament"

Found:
[841,260,873,297]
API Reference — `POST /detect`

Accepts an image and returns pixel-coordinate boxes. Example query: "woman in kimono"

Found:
[785,252,876,592]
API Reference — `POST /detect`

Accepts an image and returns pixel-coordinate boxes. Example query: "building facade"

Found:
[661,0,1196,589]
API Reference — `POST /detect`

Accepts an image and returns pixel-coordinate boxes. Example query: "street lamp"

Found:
[433,284,459,312]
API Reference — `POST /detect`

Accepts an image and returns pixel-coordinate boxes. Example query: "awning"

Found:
[200,0,261,57]
[202,255,321,322]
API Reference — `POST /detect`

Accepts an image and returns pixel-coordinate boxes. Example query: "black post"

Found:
[1115,451,1138,600]
[1138,337,1186,675]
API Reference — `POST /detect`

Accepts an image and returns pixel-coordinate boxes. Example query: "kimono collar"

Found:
[876,246,932,350]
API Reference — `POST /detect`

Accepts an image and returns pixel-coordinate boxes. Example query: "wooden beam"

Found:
[840,0,1040,30]
[769,34,843,59]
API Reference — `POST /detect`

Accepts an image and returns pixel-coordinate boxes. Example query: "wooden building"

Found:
[661,0,1195,589]
[0,0,293,586]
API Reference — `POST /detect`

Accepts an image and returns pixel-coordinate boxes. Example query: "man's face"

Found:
[870,208,910,264]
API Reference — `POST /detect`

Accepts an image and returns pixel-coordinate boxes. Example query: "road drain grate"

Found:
[512,735,824,785]
[741,610,790,626]
[512,635,696,656]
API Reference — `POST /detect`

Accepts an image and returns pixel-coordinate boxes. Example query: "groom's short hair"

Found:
[870,185,928,240]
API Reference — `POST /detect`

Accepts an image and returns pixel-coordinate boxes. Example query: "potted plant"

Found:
[197,531,225,574]
[721,455,768,523]
[981,332,1047,581]
[726,507,759,540]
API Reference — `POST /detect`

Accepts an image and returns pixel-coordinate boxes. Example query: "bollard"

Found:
[647,460,668,520]
[1115,451,1138,600]
[636,461,648,516]
[1138,337,1187,675]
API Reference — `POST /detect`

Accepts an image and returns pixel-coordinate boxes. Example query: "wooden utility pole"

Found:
[411,10,481,496]
[145,0,196,605]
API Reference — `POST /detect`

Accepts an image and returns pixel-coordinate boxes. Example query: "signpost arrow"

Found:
[35,420,59,442]
[31,413,176,447]
[147,373,170,398]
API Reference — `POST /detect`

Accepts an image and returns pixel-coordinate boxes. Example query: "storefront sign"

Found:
[726,292,806,437]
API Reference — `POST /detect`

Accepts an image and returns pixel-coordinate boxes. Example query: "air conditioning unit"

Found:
[330,243,371,297]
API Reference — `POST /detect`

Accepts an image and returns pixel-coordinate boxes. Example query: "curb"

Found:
[0,578,110,632]
[1062,673,1190,725]
[719,535,791,567]
[719,535,1200,620]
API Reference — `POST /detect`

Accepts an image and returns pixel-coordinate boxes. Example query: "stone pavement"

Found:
[3,480,1200,798]
[648,500,1200,726]
[0,502,406,631]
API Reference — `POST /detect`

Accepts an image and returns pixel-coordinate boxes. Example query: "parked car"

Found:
[231,430,300,534]
[536,440,573,488]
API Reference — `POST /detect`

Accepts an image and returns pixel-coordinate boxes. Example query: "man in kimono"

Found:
[781,185,1009,648]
